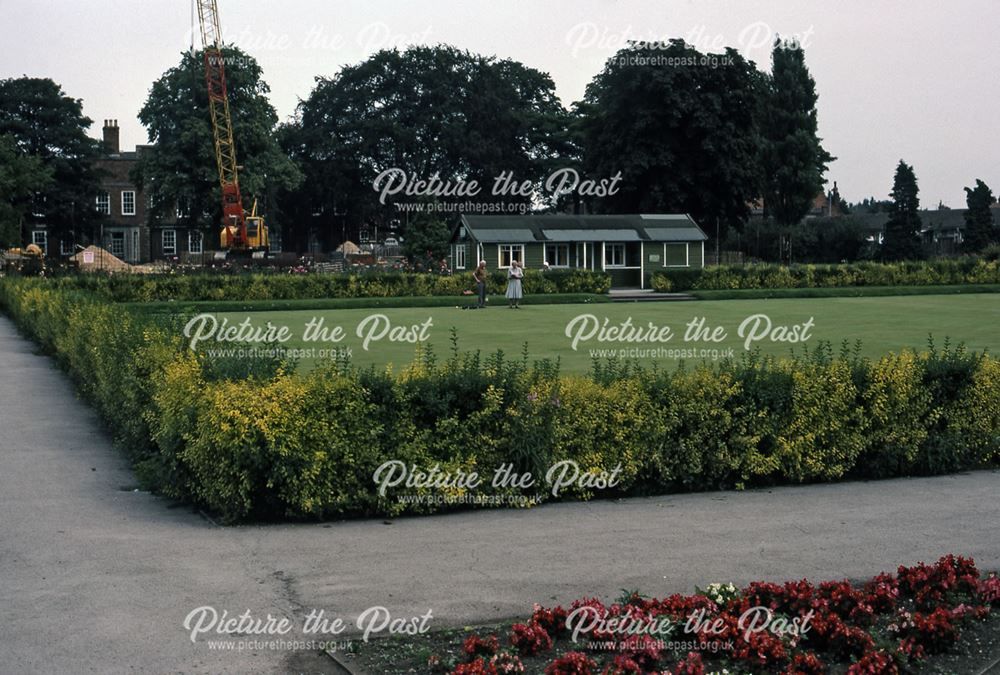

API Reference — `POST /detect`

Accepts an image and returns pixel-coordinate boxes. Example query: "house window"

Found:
[109,231,125,257]
[188,230,203,254]
[60,239,74,256]
[31,230,47,255]
[605,243,625,267]
[121,190,136,216]
[545,244,569,267]
[454,244,466,269]
[95,192,110,214]
[162,229,176,256]
[498,244,524,268]
[664,242,689,267]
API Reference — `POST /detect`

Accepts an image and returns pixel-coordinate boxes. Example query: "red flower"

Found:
[862,572,900,614]
[978,574,1000,605]
[489,652,525,674]
[896,555,980,610]
[510,621,553,657]
[544,651,597,675]
[846,649,900,674]
[898,606,959,655]
[666,652,705,675]
[782,652,826,674]
[463,634,500,660]
[451,658,498,675]
[532,603,570,637]
[602,654,642,675]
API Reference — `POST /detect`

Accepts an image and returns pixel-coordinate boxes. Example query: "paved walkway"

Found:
[1,314,999,674]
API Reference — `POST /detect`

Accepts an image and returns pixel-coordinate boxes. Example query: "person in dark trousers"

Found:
[473,260,488,308]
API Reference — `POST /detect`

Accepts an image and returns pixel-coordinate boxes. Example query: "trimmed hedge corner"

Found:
[1,277,997,522]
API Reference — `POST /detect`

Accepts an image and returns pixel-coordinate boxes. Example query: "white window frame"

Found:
[605,243,626,268]
[545,243,570,268]
[109,231,125,257]
[663,242,690,268]
[95,192,110,215]
[60,239,73,256]
[188,230,203,255]
[31,230,47,255]
[497,244,524,269]
[454,244,466,269]
[162,229,176,256]
[121,190,136,216]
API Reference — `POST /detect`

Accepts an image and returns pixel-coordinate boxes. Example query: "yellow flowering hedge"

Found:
[1,277,998,522]
[652,259,1000,292]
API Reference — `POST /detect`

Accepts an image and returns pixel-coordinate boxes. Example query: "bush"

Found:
[42,268,611,303]
[651,259,1000,293]
[2,277,998,522]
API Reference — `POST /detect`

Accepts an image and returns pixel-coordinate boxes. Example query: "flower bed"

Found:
[395,555,1000,674]
[1,278,999,522]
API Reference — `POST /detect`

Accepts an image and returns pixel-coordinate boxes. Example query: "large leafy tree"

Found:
[882,160,924,261]
[0,134,54,247]
[400,210,452,269]
[133,47,301,241]
[576,40,764,238]
[0,77,102,247]
[962,179,996,252]
[287,45,572,249]
[760,39,833,226]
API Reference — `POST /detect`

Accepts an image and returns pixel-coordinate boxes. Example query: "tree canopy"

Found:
[133,46,302,237]
[285,45,572,250]
[962,179,996,252]
[760,38,833,226]
[882,160,924,261]
[0,77,102,246]
[0,134,54,248]
[575,40,764,238]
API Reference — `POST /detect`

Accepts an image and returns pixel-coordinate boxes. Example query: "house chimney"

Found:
[102,119,120,154]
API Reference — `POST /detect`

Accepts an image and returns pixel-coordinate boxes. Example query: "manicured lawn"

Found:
[189,293,1000,374]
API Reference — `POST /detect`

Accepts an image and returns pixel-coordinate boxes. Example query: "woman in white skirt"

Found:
[506,259,524,309]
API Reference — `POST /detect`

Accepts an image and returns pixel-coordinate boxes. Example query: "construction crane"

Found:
[195,0,268,253]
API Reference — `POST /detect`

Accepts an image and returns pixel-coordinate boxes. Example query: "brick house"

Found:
[89,120,205,263]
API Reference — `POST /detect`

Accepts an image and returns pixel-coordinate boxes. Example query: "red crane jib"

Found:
[203,49,247,248]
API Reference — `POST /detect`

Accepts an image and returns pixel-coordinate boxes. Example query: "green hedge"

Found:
[2,278,998,522]
[652,259,1000,292]
[45,268,611,303]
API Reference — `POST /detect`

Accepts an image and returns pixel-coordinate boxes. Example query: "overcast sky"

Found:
[2,0,998,207]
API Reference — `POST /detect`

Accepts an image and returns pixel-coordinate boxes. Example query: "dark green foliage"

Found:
[652,259,1000,292]
[882,161,925,261]
[577,40,762,239]
[0,77,102,246]
[286,45,571,246]
[760,39,833,227]
[133,46,302,235]
[0,134,54,247]
[962,180,997,252]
